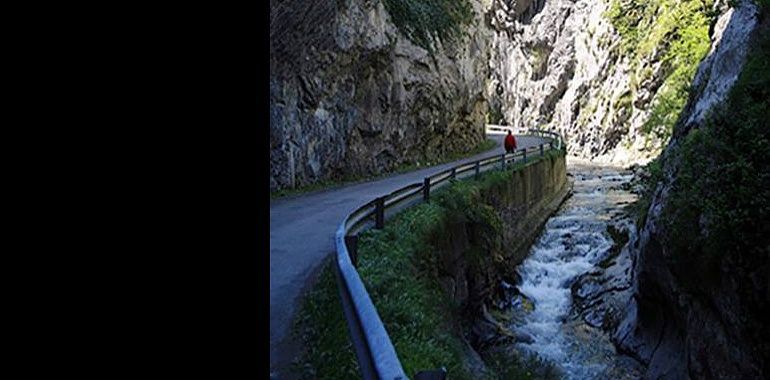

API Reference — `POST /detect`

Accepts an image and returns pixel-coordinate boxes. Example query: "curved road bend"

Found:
[269,133,547,374]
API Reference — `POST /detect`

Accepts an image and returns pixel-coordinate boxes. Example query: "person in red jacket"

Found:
[504,130,517,154]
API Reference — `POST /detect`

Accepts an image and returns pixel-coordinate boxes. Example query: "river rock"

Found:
[570,211,636,333]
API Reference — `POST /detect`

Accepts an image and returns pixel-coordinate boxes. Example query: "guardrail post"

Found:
[375,197,384,229]
[474,161,480,180]
[501,153,505,170]
[423,177,430,202]
[540,144,544,156]
[523,149,527,163]
[345,235,358,267]
[450,168,456,180]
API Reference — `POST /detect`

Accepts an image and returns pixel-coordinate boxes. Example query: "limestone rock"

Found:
[270,0,493,191]
[487,0,674,167]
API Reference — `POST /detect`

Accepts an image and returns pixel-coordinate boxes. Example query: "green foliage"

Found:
[357,203,473,378]
[382,0,473,51]
[530,47,549,68]
[606,0,715,146]
[293,150,565,379]
[435,181,502,236]
[660,29,770,282]
[614,90,634,118]
[605,0,658,56]
[293,201,471,379]
[291,262,361,379]
[487,104,505,125]
[577,99,599,127]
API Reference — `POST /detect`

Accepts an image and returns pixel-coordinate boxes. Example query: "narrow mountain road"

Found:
[269,133,547,374]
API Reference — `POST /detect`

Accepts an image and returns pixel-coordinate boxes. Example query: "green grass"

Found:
[292,148,566,379]
[291,197,473,379]
[289,262,361,379]
[271,138,498,200]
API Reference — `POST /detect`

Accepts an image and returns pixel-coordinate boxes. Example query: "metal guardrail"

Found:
[485,124,528,135]
[334,129,565,380]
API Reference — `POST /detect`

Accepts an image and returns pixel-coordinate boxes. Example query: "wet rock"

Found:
[572,273,603,303]
[494,280,517,309]
[470,304,519,349]
[515,330,535,344]
[511,292,536,315]
[597,354,646,380]
[583,307,606,328]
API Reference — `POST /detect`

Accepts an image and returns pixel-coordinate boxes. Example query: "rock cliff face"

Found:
[487,0,679,166]
[270,0,493,191]
[270,0,719,189]
[613,2,767,378]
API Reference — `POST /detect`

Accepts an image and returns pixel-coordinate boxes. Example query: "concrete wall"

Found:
[420,150,569,358]
[488,151,570,268]
[427,150,569,314]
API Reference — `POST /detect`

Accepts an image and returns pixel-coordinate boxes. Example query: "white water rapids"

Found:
[512,162,639,379]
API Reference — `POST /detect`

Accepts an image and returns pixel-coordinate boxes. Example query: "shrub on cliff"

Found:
[662,25,769,277]
[382,0,473,51]
[606,0,716,145]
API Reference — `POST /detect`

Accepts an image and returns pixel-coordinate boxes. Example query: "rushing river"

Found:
[510,161,644,379]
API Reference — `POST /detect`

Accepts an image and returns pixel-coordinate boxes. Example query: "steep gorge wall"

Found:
[486,0,719,166]
[270,0,494,191]
[269,0,719,189]
[613,2,768,378]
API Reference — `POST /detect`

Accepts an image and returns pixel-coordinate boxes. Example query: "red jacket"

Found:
[504,134,517,150]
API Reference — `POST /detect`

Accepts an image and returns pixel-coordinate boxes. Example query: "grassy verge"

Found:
[271,138,498,200]
[291,149,565,379]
